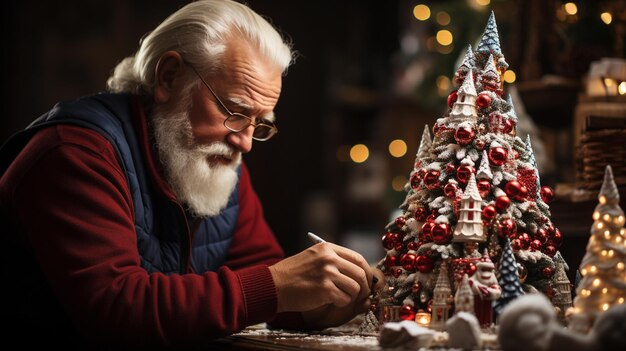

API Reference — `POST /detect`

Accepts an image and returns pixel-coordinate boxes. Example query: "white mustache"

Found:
[194,142,239,159]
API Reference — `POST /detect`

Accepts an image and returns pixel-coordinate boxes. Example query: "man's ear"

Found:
[154,51,185,104]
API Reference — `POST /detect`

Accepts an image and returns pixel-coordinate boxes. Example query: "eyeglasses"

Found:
[187,63,278,141]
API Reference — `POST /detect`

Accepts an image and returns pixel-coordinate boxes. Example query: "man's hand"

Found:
[268,242,383,328]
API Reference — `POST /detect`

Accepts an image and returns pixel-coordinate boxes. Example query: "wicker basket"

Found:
[576,129,626,190]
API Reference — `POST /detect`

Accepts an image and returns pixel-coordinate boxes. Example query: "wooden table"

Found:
[210,323,380,351]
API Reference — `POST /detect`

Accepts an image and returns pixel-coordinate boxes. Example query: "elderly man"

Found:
[0,0,381,347]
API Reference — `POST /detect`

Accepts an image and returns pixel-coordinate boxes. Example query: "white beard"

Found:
[151,104,241,217]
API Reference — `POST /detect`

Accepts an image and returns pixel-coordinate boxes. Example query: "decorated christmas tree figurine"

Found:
[571,165,626,332]
[493,238,525,319]
[377,11,569,327]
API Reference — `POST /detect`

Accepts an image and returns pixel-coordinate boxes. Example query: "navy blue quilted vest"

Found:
[0,93,239,274]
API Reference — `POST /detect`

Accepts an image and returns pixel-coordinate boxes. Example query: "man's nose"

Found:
[226,126,254,153]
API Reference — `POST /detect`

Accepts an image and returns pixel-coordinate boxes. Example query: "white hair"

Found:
[107,0,293,95]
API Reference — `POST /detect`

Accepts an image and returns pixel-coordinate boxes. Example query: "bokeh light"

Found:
[350,144,369,163]
[413,4,431,21]
[392,176,408,192]
[601,12,612,25]
[436,30,453,46]
[436,12,451,26]
[503,70,516,83]
[389,139,408,158]
[564,3,578,15]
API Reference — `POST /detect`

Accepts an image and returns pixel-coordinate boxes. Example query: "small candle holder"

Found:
[415,310,432,327]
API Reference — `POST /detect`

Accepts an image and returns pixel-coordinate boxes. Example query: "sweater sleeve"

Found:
[225,163,311,331]
[6,125,278,347]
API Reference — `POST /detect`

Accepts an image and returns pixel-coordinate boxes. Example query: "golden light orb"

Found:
[602,288,608,294]
[475,0,491,6]
[503,70,516,83]
[436,30,453,46]
[590,266,597,273]
[608,250,614,257]
[388,139,408,158]
[602,303,609,311]
[413,4,431,21]
[619,82,626,95]
[599,195,606,204]
[593,278,601,287]
[564,3,578,15]
[601,12,613,25]
[597,222,604,229]
[350,144,369,163]
[601,250,608,256]
[603,214,611,221]
[593,211,600,220]
[617,262,624,270]
[619,297,625,304]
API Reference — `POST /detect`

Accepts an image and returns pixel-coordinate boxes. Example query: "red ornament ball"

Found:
[543,245,557,257]
[395,216,406,228]
[502,119,515,134]
[498,218,517,238]
[447,90,458,108]
[475,139,486,150]
[488,147,508,166]
[456,166,474,184]
[424,170,441,190]
[432,123,444,136]
[401,253,417,271]
[415,255,434,273]
[466,262,477,276]
[407,241,419,251]
[412,282,421,293]
[517,236,530,250]
[551,229,563,247]
[542,266,555,278]
[512,150,519,160]
[382,232,400,250]
[505,181,523,197]
[536,228,549,244]
[540,186,555,203]
[431,223,451,244]
[511,238,522,251]
[384,255,398,269]
[394,241,404,252]
[420,222,434,242]
[545,286,555,298]
[446,163,457,174]
[393,268,403,278]
[495,195,511,211]
[410,172,421,190]
[400,305,416,321]
[454,127,475,146]
[530,239,542,251]
[414,207,428,222]
[477,180,491,198]
[444,183,458,198]
[515,185,528,202]
[482,205,497,220]
[476,93,492,108]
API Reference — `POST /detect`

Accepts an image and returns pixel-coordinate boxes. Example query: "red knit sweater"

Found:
[0,98,301,347]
